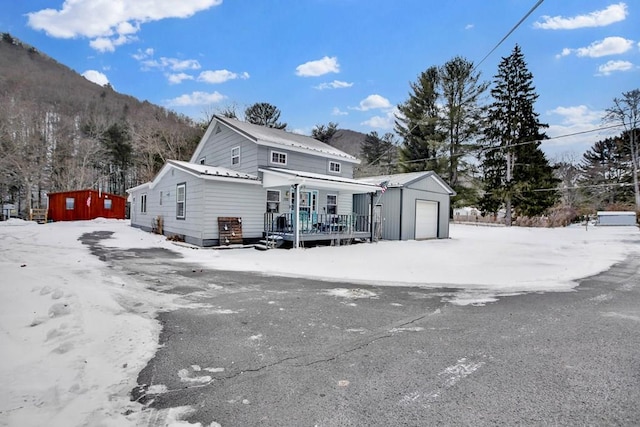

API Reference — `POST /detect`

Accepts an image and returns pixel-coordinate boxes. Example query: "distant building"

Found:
[596,211,637,226]
[48,189,126,221]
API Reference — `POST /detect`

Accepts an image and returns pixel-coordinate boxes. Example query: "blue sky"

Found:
[2,1,639,159]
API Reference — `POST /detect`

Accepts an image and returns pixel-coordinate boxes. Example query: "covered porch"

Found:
[259,167,381,248]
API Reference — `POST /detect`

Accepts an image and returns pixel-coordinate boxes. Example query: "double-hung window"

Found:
[231,146,240,165]
[140,194,147,214]
[65,198,75,210]
[329,161,341,174]
[326,194,337,215]
[270,150,287,165]
[266,190,280,213]
[176,183,186,219]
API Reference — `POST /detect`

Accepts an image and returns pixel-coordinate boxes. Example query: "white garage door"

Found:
[415,200,438,240]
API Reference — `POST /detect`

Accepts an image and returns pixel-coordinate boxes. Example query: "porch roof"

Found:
[259,167,381,193]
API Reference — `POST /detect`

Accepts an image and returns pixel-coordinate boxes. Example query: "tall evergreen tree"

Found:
[439,56,488,203]
[244,102,287,129]
[479,45,559,225]
[578,135,633,208]
[604,89,640,209]
[395,66,446,174]
[311,122,339,143]
[361,131,397,165]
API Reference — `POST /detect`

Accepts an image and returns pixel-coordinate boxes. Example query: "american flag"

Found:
[86,194,92,207]
[379,180,389,194]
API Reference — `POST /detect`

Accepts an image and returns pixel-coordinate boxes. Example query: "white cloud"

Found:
[132,48,154,60]
[197,69,250,84]
[361,107,399,130]
[295,56,340,77]
[354,94,392,111]
[165,91,226,107]
[465,24,474,30]
[544,105,615,152]
[314,80,353,90]
[81,70,110,86]
[27,0,223,51]
[141,57,201,71]
[557,36,634,58]
[168,73,194,84]
[332,107,348,116]
[597,60,634,76]
[534,2,627,30]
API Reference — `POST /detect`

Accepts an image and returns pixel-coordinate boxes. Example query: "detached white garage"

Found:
[415,200,439,239]
[354,171,455,241]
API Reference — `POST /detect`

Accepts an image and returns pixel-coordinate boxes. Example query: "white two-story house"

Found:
[127,115,381,247]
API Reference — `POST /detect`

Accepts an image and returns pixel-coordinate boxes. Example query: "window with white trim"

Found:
[176,183,186,219]
[266,190,280,213]
[65,198,75,210]
[141,194,147,214]
[199,157,206,165]
[329,161,341,173]
[326,194,337,215]
[270,150,287,165]
[104,199,112,210]
[231,146,240,165]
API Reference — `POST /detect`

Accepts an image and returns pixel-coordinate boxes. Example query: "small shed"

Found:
[596,211,637,226]
[48,189,126,221]
[354,171,456,240]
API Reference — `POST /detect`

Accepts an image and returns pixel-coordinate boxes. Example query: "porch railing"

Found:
[264,212,370,235]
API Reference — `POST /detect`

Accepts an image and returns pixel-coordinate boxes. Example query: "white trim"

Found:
[270,150,288,165]
[326,193,337,214]
[176,183,186,219]
[328,161,341,174]
[231,146,240,165]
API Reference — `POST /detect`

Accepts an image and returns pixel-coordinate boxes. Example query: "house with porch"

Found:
[127,115,381,247]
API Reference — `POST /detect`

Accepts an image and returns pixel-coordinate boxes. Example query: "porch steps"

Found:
[254,235,284,251]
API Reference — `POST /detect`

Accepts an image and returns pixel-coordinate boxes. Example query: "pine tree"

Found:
[395,66,446,174]
[244,102,287,129]
[578,135,633,208]
[479,45,559,225]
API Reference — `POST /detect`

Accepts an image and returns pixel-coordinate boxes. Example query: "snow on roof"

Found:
[216,115,359,163]
[358,171,456,195]
[167,160,259,180]
[264,167,380,188]
[597,211,636,216]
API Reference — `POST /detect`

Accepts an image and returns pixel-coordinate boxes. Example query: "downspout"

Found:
[398,188,403,240]
[294,183,300,249]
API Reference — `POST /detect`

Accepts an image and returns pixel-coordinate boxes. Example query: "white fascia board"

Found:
[256,139,360,164]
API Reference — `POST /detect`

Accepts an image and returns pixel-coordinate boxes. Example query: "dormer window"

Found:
[231,146,240,165]
[270,150,287,165]
[329,161,341,174]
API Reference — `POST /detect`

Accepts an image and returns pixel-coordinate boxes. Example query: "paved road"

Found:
[82,232,640,427]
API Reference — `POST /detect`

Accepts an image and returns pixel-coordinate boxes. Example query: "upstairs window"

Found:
[270,150,287,165]
[329,161,341,174]
[199,157,206,165]
[231,146,240,165]
[176,183,186,219]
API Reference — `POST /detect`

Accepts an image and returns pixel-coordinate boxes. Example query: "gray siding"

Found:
[353,175,452,240]
[257,145,355,178]
[197,125,259,175]
[201,180,265,244]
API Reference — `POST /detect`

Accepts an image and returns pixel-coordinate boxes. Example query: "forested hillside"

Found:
[0,34,204,214]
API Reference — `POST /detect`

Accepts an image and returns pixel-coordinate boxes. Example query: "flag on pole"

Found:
[379,180,389,194]
[86,194,92,207]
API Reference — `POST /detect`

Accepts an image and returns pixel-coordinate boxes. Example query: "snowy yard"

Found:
[0,219,638,426]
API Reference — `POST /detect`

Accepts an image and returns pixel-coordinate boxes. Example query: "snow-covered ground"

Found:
[1,219,638,426]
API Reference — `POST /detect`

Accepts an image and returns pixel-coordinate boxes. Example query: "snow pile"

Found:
[0,218,638,426]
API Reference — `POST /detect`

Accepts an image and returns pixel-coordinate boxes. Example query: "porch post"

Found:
[294,183,300,249]
[370,192,375,243]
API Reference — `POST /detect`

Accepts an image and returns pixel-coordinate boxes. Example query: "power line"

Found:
[376,121,626,168]
[474,0,545,71]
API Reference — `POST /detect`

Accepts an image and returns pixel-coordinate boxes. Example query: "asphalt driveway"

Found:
[81,232,640,427]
